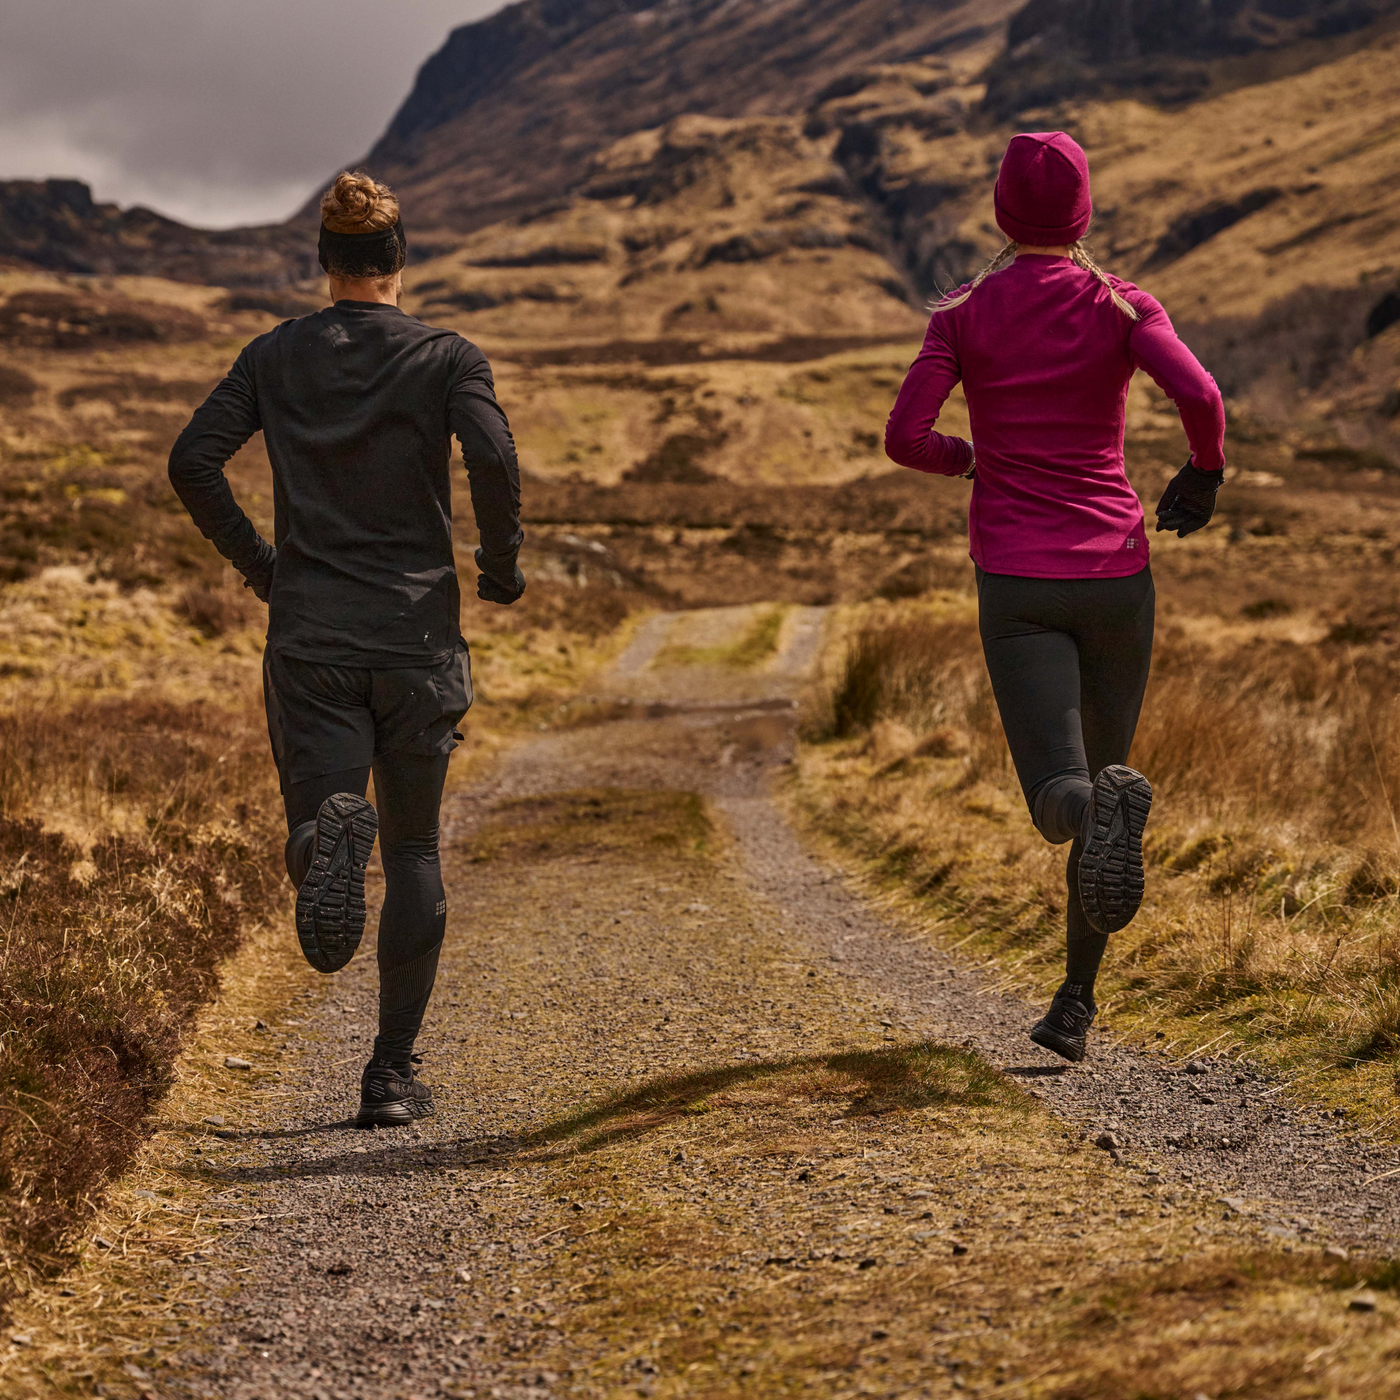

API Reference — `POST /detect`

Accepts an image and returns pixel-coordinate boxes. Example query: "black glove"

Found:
[475,548,525,605]
[1155,458,1225,538]
[242,550,275,603]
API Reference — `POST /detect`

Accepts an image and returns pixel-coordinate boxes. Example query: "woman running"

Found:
[169,172,525,1124]
[884,131,1226,1062]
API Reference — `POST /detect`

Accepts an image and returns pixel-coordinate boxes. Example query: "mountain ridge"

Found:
[350,0,1015,234]
[0,178,314,287]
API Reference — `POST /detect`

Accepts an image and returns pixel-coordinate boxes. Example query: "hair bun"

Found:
[320,170,400,234]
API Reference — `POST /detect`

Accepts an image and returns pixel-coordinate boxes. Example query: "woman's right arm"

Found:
[884,316,974,477]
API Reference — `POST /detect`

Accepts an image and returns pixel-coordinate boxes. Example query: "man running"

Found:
[169,171,525,1125]
[885,131,1226,1062]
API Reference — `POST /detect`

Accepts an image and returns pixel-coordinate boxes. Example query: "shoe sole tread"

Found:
[1078,765,1152,935]
[295,794,378,973]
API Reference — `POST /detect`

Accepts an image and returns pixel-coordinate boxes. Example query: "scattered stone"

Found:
[1324,1245,1349,1262]
[1185,1061,1208,1075]
[871,1328,889,1340]
[10,1333,32,1347]
[133,1189,159,1202]
[858,1257,880,1269]
[327,1262,354,1276]
[1095,1131,1122,1151]
[254,1019,268,1031]
[684,902,710,914]
[202,1115,225,1127]
[1217,1197,1247,1213]
[1349,1291,1378,1312]
[223,1057,251,1070]
[951,1241,969,1256]
[93,1236,113,1250]
[454,1268,472,1284]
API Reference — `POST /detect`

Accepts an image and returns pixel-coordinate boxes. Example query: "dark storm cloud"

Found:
[0,0,502,228]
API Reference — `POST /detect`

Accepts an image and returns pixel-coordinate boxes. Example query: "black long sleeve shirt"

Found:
[168,300,523,667]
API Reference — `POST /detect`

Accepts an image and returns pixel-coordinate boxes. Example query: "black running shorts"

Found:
[263,642,473,787]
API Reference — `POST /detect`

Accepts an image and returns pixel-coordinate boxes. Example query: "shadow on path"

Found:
[180,1040,1033,1188]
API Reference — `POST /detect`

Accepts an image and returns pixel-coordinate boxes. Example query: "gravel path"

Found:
[156,607,1400,1400]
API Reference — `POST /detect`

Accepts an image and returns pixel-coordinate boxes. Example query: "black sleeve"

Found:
[447,348,524,588]
[167,347,275,592]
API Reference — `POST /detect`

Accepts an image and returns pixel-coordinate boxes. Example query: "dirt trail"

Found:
[91,606,1400,1398]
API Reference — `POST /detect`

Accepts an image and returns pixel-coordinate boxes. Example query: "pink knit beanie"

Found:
[993,131,1093,246]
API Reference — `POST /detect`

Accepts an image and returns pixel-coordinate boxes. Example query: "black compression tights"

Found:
[977,567,1155,1002]
[284,752,450,1067]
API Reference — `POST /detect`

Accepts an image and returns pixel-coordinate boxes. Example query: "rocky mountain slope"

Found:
[0,179,313,286]
[984,0,1400,112]
[356,0,1017,234]
[6,0,1400,469]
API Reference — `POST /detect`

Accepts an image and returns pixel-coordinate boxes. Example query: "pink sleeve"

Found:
[1126,292,1226,473]
[884,314,975,477]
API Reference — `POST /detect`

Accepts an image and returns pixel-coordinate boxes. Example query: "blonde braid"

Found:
[930,241,1019,313]
[1068,241,1139,321]
[930,239,1140,321]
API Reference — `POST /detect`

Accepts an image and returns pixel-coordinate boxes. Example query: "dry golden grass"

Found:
[651,606,788,671]
[0,690,285,1322]
[791,587,1400,1126]
[0,912,320,1398]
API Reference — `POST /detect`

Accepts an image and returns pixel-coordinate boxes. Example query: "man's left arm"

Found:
[448,351,525,605]
[168,349,275,599]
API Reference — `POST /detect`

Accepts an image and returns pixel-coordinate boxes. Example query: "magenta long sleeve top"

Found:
[884,253,1226,578]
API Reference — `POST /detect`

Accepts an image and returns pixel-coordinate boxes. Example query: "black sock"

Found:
[1055,979,1095,1008]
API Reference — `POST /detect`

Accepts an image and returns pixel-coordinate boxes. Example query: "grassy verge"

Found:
[788,591,1400,1127]
[652,605,789,670]
[0,693,286,1318]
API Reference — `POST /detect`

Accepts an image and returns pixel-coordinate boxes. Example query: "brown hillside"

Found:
[353,0,1019,235]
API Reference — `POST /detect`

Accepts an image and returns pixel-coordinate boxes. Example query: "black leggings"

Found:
[285,753,449,1066]
[977,566,1155,995]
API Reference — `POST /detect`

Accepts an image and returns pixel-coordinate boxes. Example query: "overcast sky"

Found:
[0,0,504,229]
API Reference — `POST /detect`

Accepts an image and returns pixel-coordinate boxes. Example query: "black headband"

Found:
[317,218,408,277]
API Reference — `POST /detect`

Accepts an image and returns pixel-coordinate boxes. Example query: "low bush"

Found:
[0,695,283,1316]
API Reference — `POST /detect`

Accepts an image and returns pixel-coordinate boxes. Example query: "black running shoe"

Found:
[295,793,378,973]
[1029,994,1097,1063]
[356,1057,434,1128]
[1077,764,1153,935]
